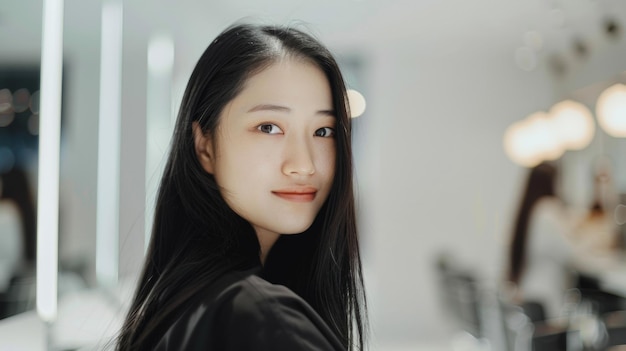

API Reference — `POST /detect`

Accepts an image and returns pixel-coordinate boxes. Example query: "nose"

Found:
[282,135,315,176]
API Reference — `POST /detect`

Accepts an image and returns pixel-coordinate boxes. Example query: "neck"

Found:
[255,228,280,265]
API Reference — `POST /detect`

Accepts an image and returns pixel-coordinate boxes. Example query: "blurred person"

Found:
[115,23,367,351]
[508,162,578,321]
[0,167,37,318]
[564,158,626,319]
[573,157,621,254]
[0,177,22,295]
[0,167,36,271]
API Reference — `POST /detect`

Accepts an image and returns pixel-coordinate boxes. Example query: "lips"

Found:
[272,187,317,202]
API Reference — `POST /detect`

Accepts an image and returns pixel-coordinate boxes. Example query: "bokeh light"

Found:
[504,119,542,167]
[596,83,626,137]
[30,90,40,115]
[0,88,13,114]
[148,35,174,76]
[28,114,40,135]
[347,89,366,118]
[504,111,565,167]
[550,100,595,150]
[0,112,15,127]
[526,111,564,161]
[13,88,31,113]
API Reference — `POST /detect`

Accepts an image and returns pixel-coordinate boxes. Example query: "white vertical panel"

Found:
[37,0,64,323]
[145,34,174,252]
[96,0,123,288]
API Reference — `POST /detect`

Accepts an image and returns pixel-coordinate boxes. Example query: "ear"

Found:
[192,121,215,174]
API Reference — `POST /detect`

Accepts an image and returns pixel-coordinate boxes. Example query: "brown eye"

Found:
[258,123,283,134]
[314,127,335,138]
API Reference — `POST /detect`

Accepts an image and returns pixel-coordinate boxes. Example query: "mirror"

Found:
[0,1,43,319]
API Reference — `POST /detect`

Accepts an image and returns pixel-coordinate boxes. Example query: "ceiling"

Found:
[2,0,624,64]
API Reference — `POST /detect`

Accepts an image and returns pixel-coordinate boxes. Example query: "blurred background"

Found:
[1,0,626,350]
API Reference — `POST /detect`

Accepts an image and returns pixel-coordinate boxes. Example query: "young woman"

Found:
[116,23,367,350]
[508,162,576,320]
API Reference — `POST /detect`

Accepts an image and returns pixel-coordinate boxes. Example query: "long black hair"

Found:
[116,23,367,350]
[508,162,557,284]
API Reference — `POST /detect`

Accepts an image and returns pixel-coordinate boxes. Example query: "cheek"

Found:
[215,143,274,189]
[318,143,336,185]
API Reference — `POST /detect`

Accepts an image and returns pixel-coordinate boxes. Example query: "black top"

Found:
[153,270,345,351]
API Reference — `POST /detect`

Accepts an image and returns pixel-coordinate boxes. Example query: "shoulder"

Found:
[531,197,571,226]
[532,197,562,214]
[213,275,344,350]
[157,272,344,351]
[222,274,308,317]
[0,200,20,223]
[528,197,575,249]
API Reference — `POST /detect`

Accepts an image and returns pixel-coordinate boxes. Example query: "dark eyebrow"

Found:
[247,104,335,117]
[247,104,291,113]
[317,109,335,117]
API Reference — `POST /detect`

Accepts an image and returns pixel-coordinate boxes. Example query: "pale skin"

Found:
[193,57,337,264]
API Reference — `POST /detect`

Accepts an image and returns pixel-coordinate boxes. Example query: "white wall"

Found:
[357,39,552,345]
[356,14,626,345]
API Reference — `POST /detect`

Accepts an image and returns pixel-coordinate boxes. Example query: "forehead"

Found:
[231,58,333,110]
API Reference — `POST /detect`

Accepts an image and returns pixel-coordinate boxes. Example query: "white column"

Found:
[37,0,64,325]
[96,0,123,288]
[145,34,174,252]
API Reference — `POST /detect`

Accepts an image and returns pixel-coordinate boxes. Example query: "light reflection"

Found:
[0,113,15,127]
[145,33,175,251]
[148,36,174,76]
[596,83,626,137]
[96,0,123,288]
[525,112,564,161]
[28,114,39,136]
[30,90,40,115]
[347,89,366,118]
[504,120,542,168]
[13,89,31,113]
[37,0,64,324]
[0,89,12,113]
[503,111,567,168]
[550,100,595,150]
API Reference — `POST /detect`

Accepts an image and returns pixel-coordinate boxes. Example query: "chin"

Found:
[279,221,315,235]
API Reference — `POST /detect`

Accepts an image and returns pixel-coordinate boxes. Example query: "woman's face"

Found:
[195,58,336,239]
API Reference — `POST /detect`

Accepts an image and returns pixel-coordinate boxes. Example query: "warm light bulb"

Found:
[526,111,564,161]
[597,83,626,137]
[504,120,536,167]
[503,111,565,167]
[550,100,595,150]
[347,89,366,118]
[504,119,542,167]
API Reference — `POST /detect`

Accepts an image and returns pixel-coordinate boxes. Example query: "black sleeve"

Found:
[213,278,345,351]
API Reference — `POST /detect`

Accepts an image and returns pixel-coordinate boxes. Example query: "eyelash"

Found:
[257,123,282,134]
[256,123,335,138]
[314,127,335,138]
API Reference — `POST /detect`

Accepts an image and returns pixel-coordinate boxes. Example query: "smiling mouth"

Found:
[272,189,317,202]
